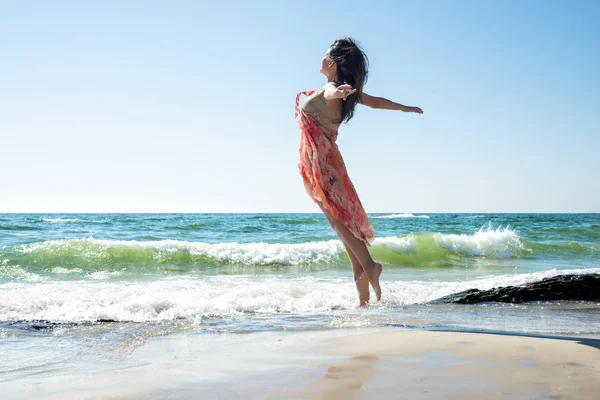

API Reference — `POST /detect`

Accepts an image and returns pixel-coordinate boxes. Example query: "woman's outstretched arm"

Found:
[360,92,423,114]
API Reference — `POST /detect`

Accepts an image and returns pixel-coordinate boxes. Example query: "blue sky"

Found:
[1,0,598,213]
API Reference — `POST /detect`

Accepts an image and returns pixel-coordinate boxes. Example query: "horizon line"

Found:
[1,211,598,215]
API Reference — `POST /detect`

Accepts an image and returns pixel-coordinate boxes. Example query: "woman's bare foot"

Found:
[365,262,382,301]
[355,272,370,307]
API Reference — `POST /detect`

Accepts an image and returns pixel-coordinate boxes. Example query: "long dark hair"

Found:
[328,37,369,123]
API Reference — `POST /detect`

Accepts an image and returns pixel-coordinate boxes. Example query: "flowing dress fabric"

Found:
[295,90,375,246]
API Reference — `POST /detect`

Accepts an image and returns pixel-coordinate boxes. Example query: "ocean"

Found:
[1,213,599,382]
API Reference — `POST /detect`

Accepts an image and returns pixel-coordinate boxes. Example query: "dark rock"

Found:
[433,274,600,304]
[8,319,119,331]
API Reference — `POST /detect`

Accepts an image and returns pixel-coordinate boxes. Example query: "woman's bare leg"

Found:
[317,202,370,305]
[343,238,370,306]
[316,202,382,301]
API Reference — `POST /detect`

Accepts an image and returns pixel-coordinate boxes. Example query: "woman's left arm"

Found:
[360,92,423,114]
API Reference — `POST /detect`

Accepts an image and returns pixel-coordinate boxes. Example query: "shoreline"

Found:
[2,326,599,399]
[404,325,600,349]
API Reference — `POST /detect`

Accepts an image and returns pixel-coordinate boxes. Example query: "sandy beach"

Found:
[3,327,599,400]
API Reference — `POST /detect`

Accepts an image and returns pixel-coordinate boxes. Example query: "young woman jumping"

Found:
[295,37,423,307]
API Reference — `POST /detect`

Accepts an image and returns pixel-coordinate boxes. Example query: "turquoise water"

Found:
[1,213,598,281]
[1,213,599,381]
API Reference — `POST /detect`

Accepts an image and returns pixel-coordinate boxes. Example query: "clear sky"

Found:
[1,0,598,213]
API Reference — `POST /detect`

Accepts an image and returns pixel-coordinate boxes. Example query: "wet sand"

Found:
[3,328,599,399]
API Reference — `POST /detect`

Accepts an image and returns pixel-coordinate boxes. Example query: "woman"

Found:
[295,37,423,306]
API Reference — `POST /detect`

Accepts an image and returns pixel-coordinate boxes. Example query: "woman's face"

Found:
[320,49,336,77]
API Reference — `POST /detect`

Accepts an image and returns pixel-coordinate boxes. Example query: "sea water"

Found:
[1,213,599,381]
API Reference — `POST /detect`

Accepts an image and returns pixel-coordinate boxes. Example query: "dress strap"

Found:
[294,90,316,118]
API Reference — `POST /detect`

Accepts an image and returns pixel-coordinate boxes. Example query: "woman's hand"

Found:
[336,84,357,101]
[409,106,424,114]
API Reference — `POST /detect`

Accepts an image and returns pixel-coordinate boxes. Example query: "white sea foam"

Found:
[372,235,417,254]
[373,213,430,219]
[51,267,84,274]
[40,218,84,223]
[434,224,524,258]
[1,268,598,323]
[89,270,122,280]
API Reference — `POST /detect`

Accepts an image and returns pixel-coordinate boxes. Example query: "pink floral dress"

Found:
[295,89,375,246]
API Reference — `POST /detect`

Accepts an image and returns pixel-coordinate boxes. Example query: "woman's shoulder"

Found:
[320,81,340,94]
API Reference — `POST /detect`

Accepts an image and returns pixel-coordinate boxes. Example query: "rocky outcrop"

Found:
[434,274,600,304]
